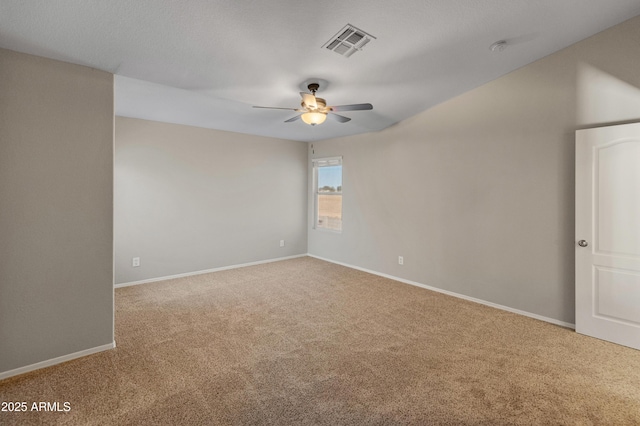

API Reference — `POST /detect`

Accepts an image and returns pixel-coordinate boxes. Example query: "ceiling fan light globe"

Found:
[301,112,327,126]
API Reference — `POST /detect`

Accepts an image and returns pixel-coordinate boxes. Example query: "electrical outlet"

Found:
[398,256,404,265]
[132,257,140,267]
[280,240,285,247]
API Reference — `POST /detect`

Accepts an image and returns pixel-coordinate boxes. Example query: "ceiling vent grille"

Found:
[322,24,375,58]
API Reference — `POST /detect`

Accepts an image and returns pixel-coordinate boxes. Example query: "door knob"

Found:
[578,240,588,247]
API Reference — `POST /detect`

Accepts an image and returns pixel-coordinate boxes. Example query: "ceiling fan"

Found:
[253,83,373,126]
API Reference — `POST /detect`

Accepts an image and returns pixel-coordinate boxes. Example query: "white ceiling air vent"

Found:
[322,24,376,58]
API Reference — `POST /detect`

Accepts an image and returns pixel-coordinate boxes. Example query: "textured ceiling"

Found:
[2,1,640,142]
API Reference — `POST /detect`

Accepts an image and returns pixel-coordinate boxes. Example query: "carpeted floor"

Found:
[2,256,640,425]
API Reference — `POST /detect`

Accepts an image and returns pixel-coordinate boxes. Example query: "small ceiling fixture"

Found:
[490,40,508,52]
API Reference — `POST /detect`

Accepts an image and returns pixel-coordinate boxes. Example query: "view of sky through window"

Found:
[318,165,342,191]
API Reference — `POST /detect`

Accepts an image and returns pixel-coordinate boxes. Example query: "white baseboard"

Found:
[115,254,308,288]
[0,341,116,381]
[308,254,575,330]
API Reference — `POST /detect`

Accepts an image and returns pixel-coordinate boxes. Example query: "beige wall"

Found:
[0,49,114,373]
[308,16,640,324]
[114,117,308,284]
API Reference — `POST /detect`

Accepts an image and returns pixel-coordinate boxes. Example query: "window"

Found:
[313,157,343,232]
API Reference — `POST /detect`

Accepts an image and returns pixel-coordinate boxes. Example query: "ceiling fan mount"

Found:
[253,81,373,126]
[307,83,320,94]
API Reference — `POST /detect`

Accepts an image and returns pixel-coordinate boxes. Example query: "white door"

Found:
[576,122,640,350]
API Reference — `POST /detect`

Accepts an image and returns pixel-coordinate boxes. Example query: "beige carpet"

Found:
[2,256,640,425]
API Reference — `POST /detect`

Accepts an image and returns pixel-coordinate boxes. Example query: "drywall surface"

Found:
[115,117,307,284]
[0,48,114,373]
[308,16,640,324]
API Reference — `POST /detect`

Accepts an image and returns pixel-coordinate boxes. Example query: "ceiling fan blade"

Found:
[284,115,301,123]
[300,92,317,109]
[253,106,299,111]
[329,103,373,112]
[328,113,351,123]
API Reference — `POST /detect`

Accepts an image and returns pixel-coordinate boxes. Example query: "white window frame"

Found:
[312,156,343,233]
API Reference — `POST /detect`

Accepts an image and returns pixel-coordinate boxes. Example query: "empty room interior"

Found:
[2,1,640,424]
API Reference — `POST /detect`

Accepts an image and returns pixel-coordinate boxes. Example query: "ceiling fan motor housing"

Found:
[301,97,326,110]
